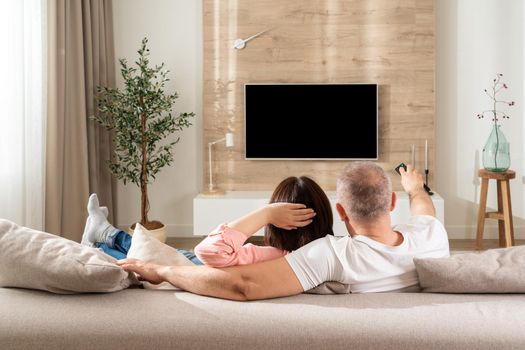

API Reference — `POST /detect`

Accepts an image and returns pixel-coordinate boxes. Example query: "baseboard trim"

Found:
[445,224,525,240]
[116,223,200,238]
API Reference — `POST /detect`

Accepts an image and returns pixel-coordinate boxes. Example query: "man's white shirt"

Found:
[285,215,450,293]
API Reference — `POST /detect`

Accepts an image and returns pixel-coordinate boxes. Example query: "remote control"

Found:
[394,163,434,196]
[395,162,407,175]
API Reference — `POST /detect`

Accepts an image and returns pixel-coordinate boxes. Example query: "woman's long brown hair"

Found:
[264,176,334,251]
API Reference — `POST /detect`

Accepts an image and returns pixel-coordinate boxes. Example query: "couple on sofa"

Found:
[83,161,449,300]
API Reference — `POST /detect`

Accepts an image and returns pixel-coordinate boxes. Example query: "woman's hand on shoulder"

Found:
[266,203,316,230]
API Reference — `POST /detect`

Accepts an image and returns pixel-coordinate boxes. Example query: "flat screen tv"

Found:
[245,83,378,160]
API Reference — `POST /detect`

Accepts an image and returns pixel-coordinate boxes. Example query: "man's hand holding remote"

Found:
[399,164,435,217]
[399,164,424,194]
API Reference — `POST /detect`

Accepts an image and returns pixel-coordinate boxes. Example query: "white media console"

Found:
[193,191,444,237]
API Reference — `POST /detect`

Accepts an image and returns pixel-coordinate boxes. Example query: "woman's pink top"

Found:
[193,224,288,268]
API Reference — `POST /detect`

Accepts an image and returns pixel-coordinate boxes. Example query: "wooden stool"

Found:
[475,169,516,250]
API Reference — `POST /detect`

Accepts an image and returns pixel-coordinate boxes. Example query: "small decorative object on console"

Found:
[205,132,234,195]
[476,74,515,172]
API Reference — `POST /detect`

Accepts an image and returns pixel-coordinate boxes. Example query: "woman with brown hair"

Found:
[193,176,334,267]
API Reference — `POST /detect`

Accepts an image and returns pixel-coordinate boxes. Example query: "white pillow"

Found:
[127,223,194,290]
[0,219,138,294]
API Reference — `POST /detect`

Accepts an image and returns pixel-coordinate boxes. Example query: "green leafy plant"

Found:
[95,38,194,229]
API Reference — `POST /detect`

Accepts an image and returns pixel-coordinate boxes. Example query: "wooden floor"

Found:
[166,237,524,252]
[448,239,524,251]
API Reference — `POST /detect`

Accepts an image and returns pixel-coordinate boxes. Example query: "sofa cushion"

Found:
[306,281,351,294]
[127,223,193,290]
[3,288,525,350]
[0,219,138,294]
[415,245,525,293]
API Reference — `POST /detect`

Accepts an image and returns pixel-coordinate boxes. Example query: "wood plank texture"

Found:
[476,178,489,250]
[501,180,515,247]
[203,0,435,191]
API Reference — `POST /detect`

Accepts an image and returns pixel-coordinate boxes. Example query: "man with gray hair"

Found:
[119,162,449,299]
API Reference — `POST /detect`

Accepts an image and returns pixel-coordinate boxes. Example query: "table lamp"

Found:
[205,132,234,195]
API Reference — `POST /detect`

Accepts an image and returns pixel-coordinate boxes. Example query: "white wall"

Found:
[436,0,525,238]
[112,0,202,236]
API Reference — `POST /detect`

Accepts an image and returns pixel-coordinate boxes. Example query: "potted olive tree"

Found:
[95,38,194,242]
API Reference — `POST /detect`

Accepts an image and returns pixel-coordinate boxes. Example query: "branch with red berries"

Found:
[476,74,515,125]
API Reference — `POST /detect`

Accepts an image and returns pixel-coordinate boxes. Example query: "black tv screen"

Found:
[245,83,378,160]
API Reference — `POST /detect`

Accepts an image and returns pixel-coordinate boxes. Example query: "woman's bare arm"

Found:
[227,203,316,238]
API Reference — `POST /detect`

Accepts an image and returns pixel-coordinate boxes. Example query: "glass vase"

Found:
[482,124,510,172]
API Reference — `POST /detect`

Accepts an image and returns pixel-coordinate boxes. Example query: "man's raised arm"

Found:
[399,164,435,217]
[117,257,304,301]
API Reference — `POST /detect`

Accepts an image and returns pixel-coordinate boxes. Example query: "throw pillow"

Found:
[306,281,351,294]
[415,245,525,293]
[0,219,138,294]
[126,223,194,290]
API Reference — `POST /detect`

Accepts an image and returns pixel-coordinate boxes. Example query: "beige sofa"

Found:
[1,287,524,350]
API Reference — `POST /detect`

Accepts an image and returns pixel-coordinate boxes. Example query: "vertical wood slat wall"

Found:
[203,0,435,191]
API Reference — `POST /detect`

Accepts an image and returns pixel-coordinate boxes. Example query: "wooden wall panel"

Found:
[203,0,435,191]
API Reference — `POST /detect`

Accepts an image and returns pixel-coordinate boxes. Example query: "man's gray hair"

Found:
[336,162,392,222]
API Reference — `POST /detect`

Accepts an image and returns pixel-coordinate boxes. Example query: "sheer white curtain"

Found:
[0,0,46,229]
